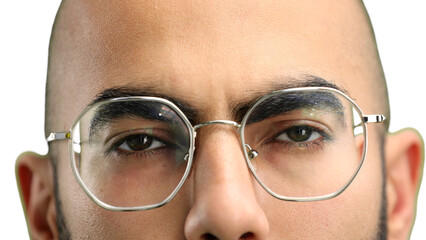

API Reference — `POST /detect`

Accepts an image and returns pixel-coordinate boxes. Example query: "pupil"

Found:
[127,135,152,151]
[288,126,312,142]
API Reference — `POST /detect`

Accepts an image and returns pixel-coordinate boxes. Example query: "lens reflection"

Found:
[72,99,191,208]
[243,89,365,198]
[70,89,367,209]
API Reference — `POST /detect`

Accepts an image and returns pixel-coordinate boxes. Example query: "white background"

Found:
[0,1,424,239]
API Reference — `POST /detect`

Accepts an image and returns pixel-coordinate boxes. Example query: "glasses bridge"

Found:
[193,120,241,131]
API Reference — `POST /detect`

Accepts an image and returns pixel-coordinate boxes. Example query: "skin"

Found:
[16,0,424,239]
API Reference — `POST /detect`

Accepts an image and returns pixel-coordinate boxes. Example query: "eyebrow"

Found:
[231,75,347,122]
[89,87,199,124]
[89,100,186,138]
[88,75,348,129]
[242,90,345,125]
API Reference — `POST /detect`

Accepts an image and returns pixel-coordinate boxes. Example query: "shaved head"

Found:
[46,0,389,137]
[41,1,398,239]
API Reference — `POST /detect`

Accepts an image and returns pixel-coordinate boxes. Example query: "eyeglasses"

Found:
[47,87,385,212]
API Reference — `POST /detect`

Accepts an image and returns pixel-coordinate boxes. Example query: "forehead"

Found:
[51,0,376,128]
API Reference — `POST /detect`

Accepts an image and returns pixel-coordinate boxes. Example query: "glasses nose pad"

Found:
[245,144,258,159]
[245,144,258,171]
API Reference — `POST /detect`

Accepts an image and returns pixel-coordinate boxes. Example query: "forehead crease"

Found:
[49,0,380,133]
[66,0,367,79]
[69,0,365,45]
[58,0,371,77]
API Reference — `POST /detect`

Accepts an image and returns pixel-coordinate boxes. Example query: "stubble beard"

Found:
[52,155,387,240]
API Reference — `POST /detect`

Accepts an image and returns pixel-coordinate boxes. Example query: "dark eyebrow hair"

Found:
[89,100,187,138]
[89,87,199,124]
[231,75,347,122]
[88,74,348,126]
[243,90,345,126]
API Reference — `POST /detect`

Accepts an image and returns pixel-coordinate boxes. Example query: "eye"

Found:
[276,125,323,143]
[117,134,165,152]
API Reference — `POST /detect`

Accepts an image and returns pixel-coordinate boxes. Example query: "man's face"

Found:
[50,0,386,239]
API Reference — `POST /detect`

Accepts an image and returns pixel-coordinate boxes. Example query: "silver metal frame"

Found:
[47,87,385,212]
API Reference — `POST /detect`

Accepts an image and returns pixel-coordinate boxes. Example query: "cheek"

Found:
[57,143,191,239]
[57,143,109,239]
[260,136,383,239]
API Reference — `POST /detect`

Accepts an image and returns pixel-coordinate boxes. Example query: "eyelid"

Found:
[273,126,327,143]
[117,136,166,153]
[267,122,331,143]
[248,118,333,146]
[104,128,174,150]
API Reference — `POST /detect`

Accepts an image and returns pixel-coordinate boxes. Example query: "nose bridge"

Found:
[193,120,241,131]
[192,120,258,160]
[185,120,270,240]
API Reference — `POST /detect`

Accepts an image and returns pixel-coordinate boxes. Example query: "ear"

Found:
[385,129,424,240]
[16,152,58,240]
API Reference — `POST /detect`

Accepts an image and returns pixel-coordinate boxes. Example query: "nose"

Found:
[184,125,269,240]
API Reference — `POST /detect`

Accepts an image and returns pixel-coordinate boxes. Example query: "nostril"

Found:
[201,233,219,240]
[240,232,254,239]
[200,232,254,240]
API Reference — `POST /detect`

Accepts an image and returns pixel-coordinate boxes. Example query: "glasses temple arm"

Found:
[46,131,71,142]
[363,114,386,124]
[354,115,386,129]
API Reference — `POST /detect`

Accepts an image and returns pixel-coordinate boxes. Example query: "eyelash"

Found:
[106,135,170,157]
[277,137,325,152]
[267,125,332,152]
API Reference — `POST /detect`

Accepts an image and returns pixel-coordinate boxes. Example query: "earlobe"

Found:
[385,129,424,240]
[16,152,58,240]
